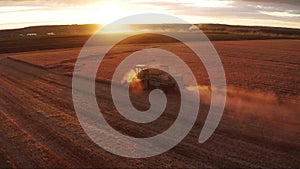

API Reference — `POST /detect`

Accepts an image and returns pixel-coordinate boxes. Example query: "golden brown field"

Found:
[0,39,299,168]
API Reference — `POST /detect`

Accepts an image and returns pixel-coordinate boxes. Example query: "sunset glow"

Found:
[0,0,299,29]
[85,2,131,25]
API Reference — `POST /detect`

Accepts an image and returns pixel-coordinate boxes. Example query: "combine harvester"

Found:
[133,64,183,93]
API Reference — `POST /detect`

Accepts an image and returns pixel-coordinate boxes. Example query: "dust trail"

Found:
[186,85,299,120]
[187,85,300,143]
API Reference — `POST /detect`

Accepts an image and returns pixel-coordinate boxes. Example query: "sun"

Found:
[86,3,129,25]
[83,2,136,33]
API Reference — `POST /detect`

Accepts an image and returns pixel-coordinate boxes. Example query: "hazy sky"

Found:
[0,0,299,30]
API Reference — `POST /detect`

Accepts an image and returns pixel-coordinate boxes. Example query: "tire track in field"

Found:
[0,76,120,168]
[0,58,193,167]
[0,59,294,168]
[2,59,177,168]
[0,64,276,168]
[0,58,299,168]
[0,105,71,168]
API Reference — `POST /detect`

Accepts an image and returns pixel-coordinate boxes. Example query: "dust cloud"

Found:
[187,85,299,121]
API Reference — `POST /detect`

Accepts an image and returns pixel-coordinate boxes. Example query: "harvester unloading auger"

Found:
[133,64,183,93]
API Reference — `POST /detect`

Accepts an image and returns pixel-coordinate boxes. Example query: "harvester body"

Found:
[134,64,182,92]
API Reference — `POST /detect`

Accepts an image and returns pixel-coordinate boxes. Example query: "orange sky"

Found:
[0,0,299,30]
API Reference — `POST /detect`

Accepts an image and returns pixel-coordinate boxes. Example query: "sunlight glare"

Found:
[87,2,129,25]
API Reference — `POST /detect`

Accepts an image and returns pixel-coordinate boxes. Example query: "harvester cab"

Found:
[134,64,148,74]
